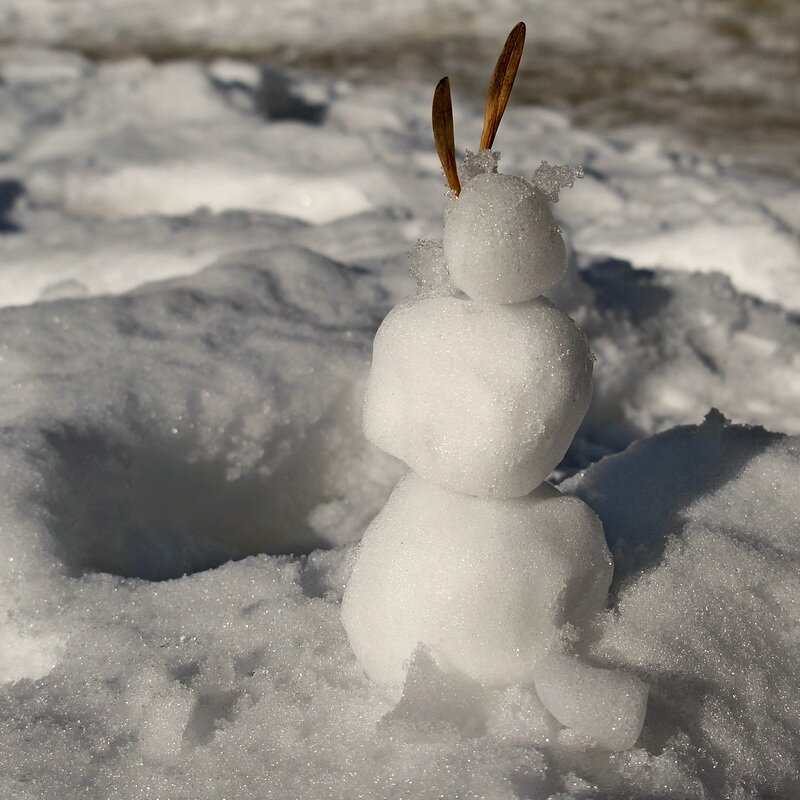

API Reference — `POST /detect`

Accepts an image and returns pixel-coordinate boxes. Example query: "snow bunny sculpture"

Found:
[342,24,648,751]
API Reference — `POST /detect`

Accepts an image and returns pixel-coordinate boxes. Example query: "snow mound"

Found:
[1,403,797,797]
[0,244,401,592]
[572,261,800,455]
[564,412,800,797]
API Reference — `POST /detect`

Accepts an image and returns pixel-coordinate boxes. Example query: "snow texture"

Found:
[0,24,798,800]
[407,238,455,295]
[533,161,584,204]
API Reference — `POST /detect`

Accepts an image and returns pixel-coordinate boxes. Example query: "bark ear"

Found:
[432,76,461,196]
[479,21,526,150]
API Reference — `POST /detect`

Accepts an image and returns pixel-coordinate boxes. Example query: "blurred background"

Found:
[2,0,798,177]
[1,0,798,314]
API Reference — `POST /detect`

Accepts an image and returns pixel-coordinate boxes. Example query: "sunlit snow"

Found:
[0,8,798,800]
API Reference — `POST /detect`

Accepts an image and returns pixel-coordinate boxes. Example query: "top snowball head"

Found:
[443,172,567,304]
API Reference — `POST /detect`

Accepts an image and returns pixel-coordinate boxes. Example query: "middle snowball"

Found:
[363,294,593,498]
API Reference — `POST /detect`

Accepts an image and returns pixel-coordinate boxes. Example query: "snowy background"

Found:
[0,2,798,798]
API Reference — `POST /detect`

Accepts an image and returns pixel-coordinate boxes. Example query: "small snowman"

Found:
[342,23,647,751]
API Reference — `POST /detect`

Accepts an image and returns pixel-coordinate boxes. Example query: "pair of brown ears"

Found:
[433,22,526,196]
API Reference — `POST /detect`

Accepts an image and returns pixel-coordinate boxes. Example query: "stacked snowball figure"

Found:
[342,23,648,751]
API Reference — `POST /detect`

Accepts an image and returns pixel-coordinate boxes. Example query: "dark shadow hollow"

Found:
[42,422,336,581]
[256,67,328,123]
[581,259,674,323]
[0,178,24,233]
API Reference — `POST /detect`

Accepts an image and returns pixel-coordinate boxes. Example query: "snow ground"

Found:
[0,22,798,800]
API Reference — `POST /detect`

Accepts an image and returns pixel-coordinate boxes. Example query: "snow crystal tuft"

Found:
[342,475,612,686]
[407,239,455,295]
[459,148,501,183]
[533,161,584,203]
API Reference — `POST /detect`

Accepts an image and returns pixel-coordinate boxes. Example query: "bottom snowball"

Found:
[341,473,612,687]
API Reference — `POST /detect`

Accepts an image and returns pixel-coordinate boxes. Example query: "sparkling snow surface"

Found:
[0,32,798,800]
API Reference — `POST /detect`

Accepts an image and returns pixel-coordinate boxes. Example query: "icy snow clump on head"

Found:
[458,148,501,183]
[362,293,593,498]
[407,239,456,295]
[533,161,584,203]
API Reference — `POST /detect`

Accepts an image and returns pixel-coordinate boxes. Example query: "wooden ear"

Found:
[479,22,526,150]
[432,76,461,196]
